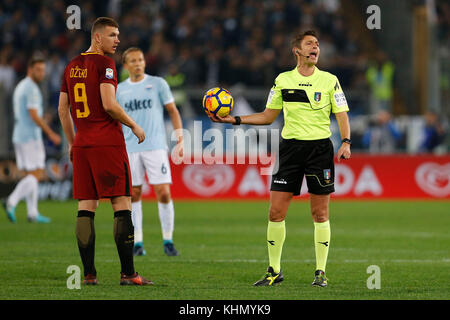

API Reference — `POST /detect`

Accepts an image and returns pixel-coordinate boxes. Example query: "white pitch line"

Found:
[3,258,449,264]
[98,258,450,264]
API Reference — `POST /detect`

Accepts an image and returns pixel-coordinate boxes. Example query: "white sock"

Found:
[25,175,39,219]
[8,174,37,208]
[158,200,174,241]
[131,200,143,244]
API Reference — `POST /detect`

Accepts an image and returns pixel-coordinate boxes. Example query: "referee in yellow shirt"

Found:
[209,30,351,287]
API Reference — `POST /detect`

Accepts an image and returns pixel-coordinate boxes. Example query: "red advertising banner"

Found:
[140,155,450,200]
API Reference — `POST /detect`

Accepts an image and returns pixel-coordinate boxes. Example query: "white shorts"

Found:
[14,139,46,171]
[128,149,172,186]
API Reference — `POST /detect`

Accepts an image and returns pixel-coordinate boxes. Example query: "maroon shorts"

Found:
[72,145,132,200]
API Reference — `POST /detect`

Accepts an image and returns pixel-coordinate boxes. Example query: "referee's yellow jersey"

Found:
[266,67,349,140]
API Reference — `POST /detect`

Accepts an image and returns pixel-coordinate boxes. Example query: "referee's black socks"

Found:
[113,210,135,276]
[76,210,96,276]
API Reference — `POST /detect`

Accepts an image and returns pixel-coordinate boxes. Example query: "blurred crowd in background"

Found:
[0,0,364,96]
[0,0,448,155]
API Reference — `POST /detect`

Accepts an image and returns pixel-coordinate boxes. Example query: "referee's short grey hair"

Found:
[291,30,319,48]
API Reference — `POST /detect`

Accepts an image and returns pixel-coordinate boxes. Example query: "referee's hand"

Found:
[208,113,235,124]
[337,143,351,162]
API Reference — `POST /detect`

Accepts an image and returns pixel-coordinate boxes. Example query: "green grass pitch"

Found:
[0,199,449,300]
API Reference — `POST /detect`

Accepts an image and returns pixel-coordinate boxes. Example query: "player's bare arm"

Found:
[57,91,76,161]
[335,111,351,162]
[209,108,281,126]
[165,102,184,158]
[28,108,61,145]
[100,82,145,143]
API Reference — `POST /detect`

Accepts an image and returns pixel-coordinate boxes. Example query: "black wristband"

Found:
[233,116,241,125]
[342,138,352,145]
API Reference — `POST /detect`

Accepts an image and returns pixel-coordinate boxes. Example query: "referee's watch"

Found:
[342,138,352,145]
[233,116,241,126]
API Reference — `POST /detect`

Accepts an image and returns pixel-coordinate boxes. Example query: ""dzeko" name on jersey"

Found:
[69,66,88,78]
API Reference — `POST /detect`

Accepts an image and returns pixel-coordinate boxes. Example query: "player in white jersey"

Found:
[117,47,184,256]
[1,56,61,223]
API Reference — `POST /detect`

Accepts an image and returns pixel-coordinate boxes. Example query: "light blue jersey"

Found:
[12,77,43,144]
[117,74,174,153]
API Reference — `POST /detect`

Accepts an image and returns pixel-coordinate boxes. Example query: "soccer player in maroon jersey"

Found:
[58,17,152,285]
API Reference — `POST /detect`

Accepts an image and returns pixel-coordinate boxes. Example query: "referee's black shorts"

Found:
[270,138,335,196]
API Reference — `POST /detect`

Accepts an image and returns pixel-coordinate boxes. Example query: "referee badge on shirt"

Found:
[105,68,114,79]
[314,92,322,102]
[323,169,331,183]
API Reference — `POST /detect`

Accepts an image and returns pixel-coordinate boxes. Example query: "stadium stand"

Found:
[0,0,448,156]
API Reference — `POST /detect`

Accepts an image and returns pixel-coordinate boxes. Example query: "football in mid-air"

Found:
[202,87,234,117]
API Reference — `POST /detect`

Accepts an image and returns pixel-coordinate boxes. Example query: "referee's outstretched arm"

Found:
[209,108,281,126]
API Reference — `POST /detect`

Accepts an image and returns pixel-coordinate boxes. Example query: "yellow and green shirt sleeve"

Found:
[330,76,349,114]
[266,76,283,110]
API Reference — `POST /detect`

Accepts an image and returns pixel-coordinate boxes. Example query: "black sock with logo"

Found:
[113,210,135,276]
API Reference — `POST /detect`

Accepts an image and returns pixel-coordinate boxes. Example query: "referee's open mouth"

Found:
[309,52,318,58]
